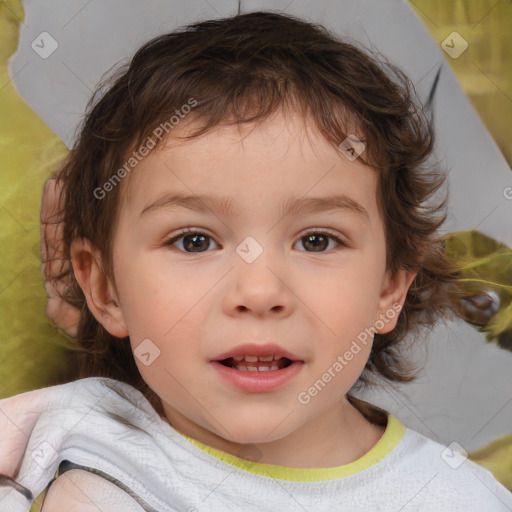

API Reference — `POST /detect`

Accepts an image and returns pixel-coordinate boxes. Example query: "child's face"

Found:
[87,110,415,447]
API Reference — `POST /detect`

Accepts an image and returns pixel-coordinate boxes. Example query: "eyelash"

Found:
[162,227,347,253]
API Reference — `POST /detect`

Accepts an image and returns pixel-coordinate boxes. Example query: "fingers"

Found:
[39,178,80,337]
[45,281,80,338]
[0,389,52,479]
[40,179,68,280]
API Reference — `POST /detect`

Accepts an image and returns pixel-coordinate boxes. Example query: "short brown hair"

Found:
[52,11,459,424]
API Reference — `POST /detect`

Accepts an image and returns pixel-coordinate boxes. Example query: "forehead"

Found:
[119,110,381,224]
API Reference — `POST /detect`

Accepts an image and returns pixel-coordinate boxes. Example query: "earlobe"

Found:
[70,238,129,338]
[376,269,417,334]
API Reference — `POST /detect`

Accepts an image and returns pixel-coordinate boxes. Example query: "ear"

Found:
[70,238,129,338]
[375,268,417,334]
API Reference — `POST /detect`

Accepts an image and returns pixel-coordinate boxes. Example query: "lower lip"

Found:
[210,361,304,392]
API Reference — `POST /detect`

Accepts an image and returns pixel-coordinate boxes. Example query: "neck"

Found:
[163,399,386,469]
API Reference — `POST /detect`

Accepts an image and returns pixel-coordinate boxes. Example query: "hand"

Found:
[39,179,80,337]
[0,387,53,480]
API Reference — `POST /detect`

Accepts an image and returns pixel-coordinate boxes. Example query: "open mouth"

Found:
[212,353,304,391]
[219,356,294,372]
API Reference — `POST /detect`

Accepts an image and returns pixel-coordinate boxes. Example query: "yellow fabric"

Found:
[178,413,405,481]
[0,0,70,400]
[409,0,512,165]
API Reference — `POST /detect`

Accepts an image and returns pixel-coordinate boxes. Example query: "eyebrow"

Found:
[140,193,369,221]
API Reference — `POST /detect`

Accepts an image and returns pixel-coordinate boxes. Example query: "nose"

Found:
[223,245,293,318]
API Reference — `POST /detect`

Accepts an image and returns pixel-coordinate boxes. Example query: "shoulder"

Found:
[41,469,144,512]
[393,427,512,511]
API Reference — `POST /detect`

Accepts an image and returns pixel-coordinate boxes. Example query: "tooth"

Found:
[231,364,282,372]
[233,356,244,362]
[273,355,283,360]
[258,356,274,362]
[244,356,258,362]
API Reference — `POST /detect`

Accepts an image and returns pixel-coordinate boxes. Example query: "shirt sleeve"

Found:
[41,463,150,512]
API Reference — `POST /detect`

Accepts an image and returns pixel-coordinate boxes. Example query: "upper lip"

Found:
[213,343,303,362]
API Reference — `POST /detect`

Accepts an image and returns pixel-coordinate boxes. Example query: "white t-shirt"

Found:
[0,377,511,511]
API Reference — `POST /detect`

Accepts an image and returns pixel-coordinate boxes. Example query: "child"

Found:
[1,10,511,512]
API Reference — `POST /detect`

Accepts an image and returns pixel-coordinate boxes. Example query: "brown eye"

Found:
[164,229,219,253]
[294,230,345,252]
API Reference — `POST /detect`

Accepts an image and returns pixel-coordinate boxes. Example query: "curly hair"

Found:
[50,11,459,425]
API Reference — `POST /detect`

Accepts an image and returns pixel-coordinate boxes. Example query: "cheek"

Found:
[304,261,384,338]
[114,252,184,332]
[117,258,212,362]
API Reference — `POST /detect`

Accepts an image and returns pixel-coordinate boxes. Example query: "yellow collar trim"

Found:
[178,412,405,481]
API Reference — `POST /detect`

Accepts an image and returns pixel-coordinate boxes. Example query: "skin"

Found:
[71,109,417,469]
[40,178,80,337]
